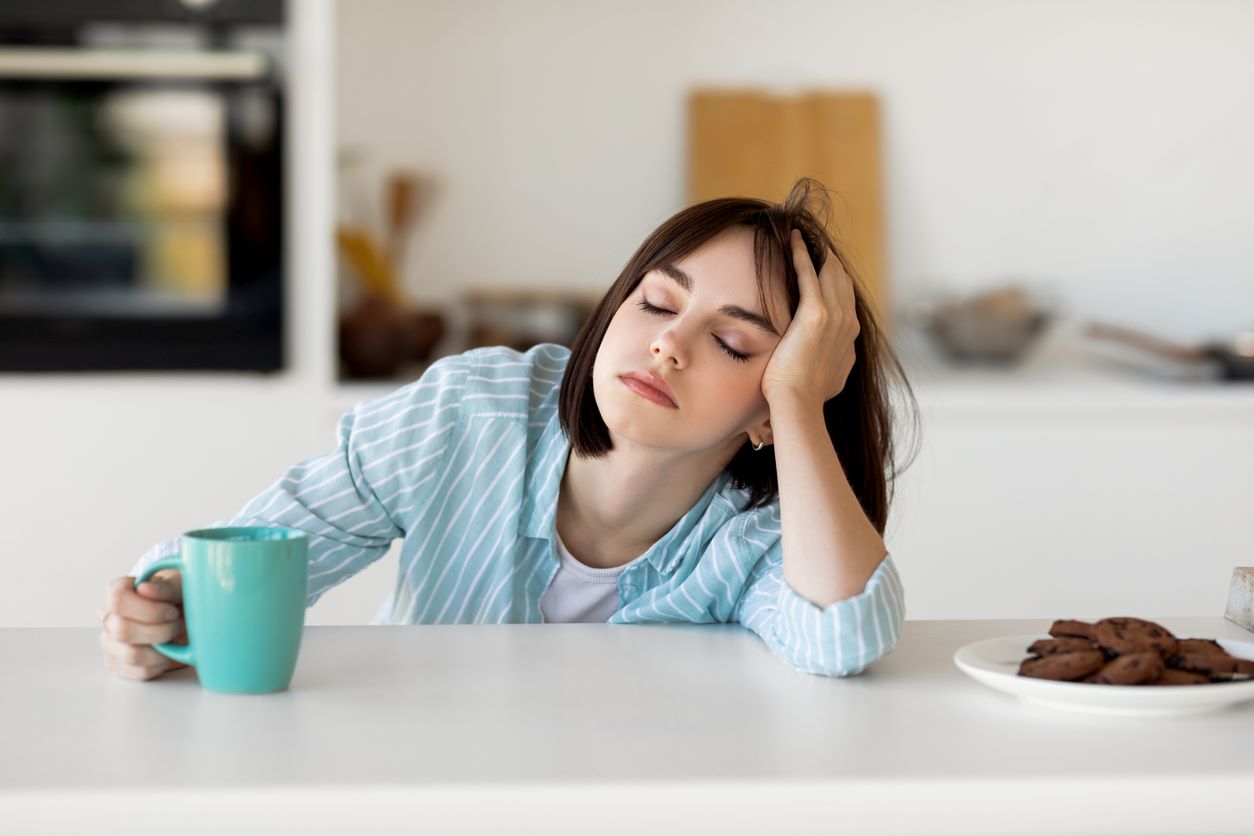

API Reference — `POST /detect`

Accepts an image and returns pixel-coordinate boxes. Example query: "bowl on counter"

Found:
[915,286,1054,365]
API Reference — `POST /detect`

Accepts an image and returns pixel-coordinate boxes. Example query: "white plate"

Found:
[953,634,1254,717]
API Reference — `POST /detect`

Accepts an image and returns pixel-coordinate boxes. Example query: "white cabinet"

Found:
[886,327,1254,619]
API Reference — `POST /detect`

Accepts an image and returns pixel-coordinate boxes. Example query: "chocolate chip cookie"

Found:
[1094,651,1164,685]
[1093,617,1179,661]
[1027,637,1099,657]
[1177,638,1225,656]
[1018,617,1251,686]
[1153,669,1210,686]
[1172,651,1254,678]
[1047,619,1097,641]
[1018,650,1106,682]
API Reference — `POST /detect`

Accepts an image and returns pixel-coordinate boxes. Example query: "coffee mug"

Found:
[134,527,309,694]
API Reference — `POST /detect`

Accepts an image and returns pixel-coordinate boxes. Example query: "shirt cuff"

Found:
[774,551,904,677]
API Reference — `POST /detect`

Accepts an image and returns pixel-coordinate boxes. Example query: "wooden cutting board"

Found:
[687,90,888,330]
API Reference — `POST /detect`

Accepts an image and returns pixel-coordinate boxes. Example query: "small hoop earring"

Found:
[752,441,765,451]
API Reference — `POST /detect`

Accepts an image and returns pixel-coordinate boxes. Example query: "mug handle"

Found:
[134,556,194,667]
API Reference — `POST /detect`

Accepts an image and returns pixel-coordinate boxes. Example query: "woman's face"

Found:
[592,225,791,453]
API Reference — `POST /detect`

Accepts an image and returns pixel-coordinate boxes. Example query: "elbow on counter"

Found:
[771,554,905,678]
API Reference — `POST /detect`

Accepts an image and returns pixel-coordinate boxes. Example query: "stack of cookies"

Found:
[1017,617,1254,685]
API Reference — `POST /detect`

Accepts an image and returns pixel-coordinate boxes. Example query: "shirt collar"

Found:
[518,406,568,543]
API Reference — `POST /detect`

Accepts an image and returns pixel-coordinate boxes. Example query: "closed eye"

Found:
[635,299,750,363]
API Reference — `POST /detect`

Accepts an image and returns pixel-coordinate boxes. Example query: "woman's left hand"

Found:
[761,229,860,409]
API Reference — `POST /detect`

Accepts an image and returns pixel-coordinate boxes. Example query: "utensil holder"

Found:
[1226,567,1254,633]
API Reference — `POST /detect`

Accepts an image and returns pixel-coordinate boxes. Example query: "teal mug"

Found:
[134,527,309,694]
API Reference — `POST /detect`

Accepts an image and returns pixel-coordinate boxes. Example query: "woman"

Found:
[99,177,919,680]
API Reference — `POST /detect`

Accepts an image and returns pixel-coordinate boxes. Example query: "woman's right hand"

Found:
[99,569,191,681]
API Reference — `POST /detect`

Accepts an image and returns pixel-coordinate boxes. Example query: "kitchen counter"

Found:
[3,618,1253,835]
[893,320,1254,418]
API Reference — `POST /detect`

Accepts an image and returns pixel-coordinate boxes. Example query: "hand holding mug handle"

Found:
[134,556,194,667]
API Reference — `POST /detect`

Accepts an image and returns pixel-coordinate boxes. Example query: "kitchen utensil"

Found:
[385,171,418,276]
[953,634,1254,717]
[337,225,405,307]
[922,286,1052,363]
[1227,568,1254,633]
[1084,322,1254,381]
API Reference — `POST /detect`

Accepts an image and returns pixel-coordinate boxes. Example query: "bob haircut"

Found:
[558,177,919,534]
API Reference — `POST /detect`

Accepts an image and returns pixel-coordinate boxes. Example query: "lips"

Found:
[619,370,678,408]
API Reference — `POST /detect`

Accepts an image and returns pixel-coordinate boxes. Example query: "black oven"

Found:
[0,0,285,371]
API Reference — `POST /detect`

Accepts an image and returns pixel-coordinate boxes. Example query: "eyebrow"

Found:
[657,264,780,338]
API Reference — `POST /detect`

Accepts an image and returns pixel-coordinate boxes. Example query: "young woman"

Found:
[99,178,918,681]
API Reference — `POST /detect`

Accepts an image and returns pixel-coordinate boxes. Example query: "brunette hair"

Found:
[558,178,919,534]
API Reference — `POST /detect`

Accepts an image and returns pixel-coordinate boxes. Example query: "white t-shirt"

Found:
[539,528,646,623]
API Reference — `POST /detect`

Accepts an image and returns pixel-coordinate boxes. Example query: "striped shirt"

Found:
[131,343,905,677]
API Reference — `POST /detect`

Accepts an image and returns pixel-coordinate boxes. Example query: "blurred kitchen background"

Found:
[3,0,1251,627]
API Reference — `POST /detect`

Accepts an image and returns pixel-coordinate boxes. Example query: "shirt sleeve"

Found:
[731,529,905,677]
[128,352,470,608]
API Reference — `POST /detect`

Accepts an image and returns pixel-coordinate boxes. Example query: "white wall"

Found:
[336,0,1254,342]
[4,0,1252,629]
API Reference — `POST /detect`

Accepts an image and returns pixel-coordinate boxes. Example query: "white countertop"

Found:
[3,617,1253,834]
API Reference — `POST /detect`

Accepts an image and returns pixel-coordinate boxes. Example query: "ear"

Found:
[747,415,774,448]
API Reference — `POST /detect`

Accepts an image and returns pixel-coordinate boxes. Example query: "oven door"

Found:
[0,45,284,371]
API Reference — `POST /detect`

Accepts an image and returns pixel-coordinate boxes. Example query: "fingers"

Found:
[99,629,188,680]
[814,241,854,309]
[790,229,859,329]
[789,229,822,302]
[138,569,183,604]
[102,574,184,645]
[789,229,817,278]
[829,255,857,313]
[99,572,191,682]
[102,608,185,645]
[105,575,183,624]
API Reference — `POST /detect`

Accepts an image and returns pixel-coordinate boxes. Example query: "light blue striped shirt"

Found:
[132,343,905,677]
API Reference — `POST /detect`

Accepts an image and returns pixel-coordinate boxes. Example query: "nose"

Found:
[650,326,687,369]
